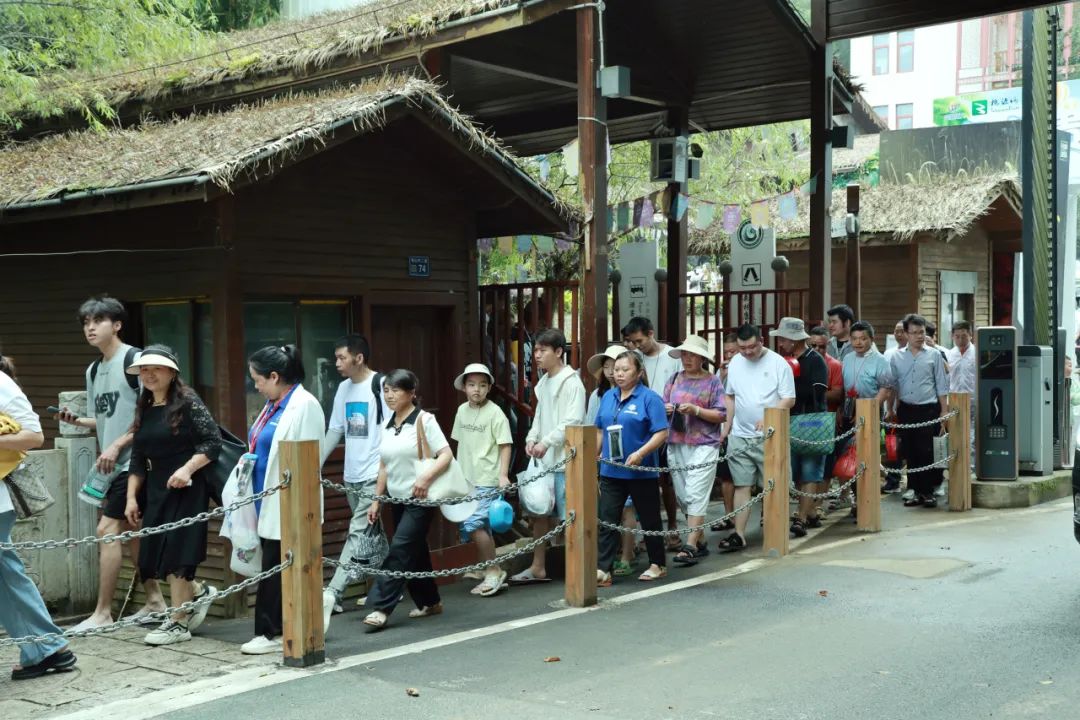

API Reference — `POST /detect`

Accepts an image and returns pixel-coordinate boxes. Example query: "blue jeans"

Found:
[790,451,826,485]
[0,511,67,666]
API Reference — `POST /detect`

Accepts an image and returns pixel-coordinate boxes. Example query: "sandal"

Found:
[717,533,746,553]
[597,569,613,587]
[613,559,634,577]
[362,611,388,630]
[805,515,823,529]
[711,518,735,532]
[903,495,924,507]
[665,538,682,552]
[408,603,443,619]
[638,566,667,581]
[922,496,938,509]
[673,543,709,566]
[478,571,508,597]
[11,649,76,680]
[508,568,550,585]
[790,518,807,538]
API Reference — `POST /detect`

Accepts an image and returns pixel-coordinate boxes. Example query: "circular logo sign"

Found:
[736,220,762,250]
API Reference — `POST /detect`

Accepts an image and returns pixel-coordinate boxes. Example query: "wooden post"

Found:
[564,426,598,608]
[845,184,862,319]
[855,398,881,532]
[947,392,972,511]
[808,0,834,325]
[762,407,790,557]
[279,440,325,667]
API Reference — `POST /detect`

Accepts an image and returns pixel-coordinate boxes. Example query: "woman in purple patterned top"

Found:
[662,336,726,565]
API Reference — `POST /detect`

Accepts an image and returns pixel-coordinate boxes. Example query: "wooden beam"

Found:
[577,5,609,366]
[452,52,576,89]
[947,393,972,511]
[808,0,833,326]
[278,440,325,667]
[845,183,861,318]
[564,425,598,608]
[762,407,791,557]
[666,108,690,345]
[855,398,881,532]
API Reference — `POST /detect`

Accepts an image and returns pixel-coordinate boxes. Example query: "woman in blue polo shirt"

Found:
[595,350,669,584]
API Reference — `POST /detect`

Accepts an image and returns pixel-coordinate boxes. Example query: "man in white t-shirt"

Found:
[945,321,976,471]
[623,316,683,540]
[320,334,391,629]
[719,324,795,552]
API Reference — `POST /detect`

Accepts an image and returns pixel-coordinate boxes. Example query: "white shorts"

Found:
[669,444,720,517]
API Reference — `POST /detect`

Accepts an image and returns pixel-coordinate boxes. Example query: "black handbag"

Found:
[206,426,246,507]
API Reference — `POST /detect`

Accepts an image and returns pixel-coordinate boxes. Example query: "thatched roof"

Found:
[11,0,530,127]
[689,173,1021,255]
[0,74,576,224]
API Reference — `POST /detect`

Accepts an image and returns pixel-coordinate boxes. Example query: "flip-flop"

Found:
[508,569,551,585]
[638,566,667,581]
[362,611,388,631]
[478,570,508,597]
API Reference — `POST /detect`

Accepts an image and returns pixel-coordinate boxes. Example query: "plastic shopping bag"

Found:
[517,458,555,516]
[219,454,262,577]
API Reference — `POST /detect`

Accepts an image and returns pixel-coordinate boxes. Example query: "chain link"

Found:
[790,417,863,449]
[599,427,775,474]
[790,464,866,500]
[0,553,293,646]
[318,451,576,506]
[881,410,958,430]
[0,473,292,552]
[880,454,956,476]
[597,481,773,537]
[324,513,575,579]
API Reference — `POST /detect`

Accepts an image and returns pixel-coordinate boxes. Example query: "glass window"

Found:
[897,30,914,72]
[243,302,297,424]
[298,302,349,423]
[872,105,889,124]
[896,103,914,129]
[873,34,890,75]
[144,302,194,384]
[960,19,983,69]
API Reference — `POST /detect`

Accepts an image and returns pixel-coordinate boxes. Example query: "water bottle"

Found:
[78,468,118,507]
[237,453,258,495]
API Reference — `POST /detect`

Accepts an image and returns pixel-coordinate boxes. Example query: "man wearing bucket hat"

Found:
[771,318,830,537]
[451,363,512,596]
[719,324,795,552]
[662,335,726,564]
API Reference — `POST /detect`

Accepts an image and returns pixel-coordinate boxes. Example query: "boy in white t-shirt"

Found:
[320,334,391,629]
[719,324,795,552]
[451,363,512,597]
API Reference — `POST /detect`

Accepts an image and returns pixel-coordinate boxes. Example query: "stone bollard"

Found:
[58,391,91,438]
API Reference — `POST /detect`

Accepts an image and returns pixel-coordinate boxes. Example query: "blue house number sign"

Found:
[408,256,430,278]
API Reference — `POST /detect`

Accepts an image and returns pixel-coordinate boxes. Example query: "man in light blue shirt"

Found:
[888,314,949,508]
[842,321,894,403]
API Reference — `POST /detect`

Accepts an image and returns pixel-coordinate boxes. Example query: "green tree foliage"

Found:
[193,0,279,31]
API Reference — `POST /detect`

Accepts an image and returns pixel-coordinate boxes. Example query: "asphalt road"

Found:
[159,499,1080,720]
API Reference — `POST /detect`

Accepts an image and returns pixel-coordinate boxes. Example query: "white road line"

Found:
[54,497,1073,720]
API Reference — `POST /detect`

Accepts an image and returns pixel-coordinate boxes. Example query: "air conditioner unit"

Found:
[650,137,688,183]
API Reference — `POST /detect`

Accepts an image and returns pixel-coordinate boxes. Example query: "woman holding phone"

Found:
[594,350,669,585]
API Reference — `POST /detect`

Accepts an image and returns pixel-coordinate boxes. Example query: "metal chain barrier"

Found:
[881,410,957,430]
[324,512,575,580]
[0,473,292,552]
[881,454,956,476]
[791,418,863,449]
[599,427,775,474]
[318,451,577,506]
[790,463,867,500]
[0,553,293,647]
[597,480,773,537]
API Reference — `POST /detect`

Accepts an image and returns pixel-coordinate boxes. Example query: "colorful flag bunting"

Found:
[799,173,818,196]
[497,236,513,253]
[641,197,654,228]
[562,139,579,178]
[477,237,494,253]
[555,237,571,251]
[617,202,631,231]
[722,205,740,233]
[659,188,672,215]
[673,193,689,222]
[695,202,715,229]
[750,200,769,228]
[539,155,550,183]
[778,191,797,221]
[516,235,533,253]
[632,198,644,227]
[535,236,555,253]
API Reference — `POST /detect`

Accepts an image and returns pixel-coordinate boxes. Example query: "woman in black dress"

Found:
[123,345,221,646]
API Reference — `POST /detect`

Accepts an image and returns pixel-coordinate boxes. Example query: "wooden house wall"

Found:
[783,243,915,352]
[914,226,993,332]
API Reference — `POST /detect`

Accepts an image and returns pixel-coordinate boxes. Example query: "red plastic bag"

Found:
[834,444,859,481]
[884,429,899,463]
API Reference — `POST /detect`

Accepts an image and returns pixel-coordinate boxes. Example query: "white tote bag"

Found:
[517,458,555,516]
[414,412,473,502]
[219,459,262,578]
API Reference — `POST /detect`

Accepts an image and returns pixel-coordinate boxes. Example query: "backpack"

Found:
[370,372,385,425]
[90,346,140,392]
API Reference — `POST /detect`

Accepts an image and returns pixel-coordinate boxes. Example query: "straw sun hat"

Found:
[587,344,626,375]
[667,335,712,363]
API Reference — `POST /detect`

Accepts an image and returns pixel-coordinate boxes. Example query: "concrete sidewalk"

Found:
[0,489,1005,718]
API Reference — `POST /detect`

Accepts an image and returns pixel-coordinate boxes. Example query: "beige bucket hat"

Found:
[454,362,495,391]
[587,344,626,376]
[667,335,712,362]
[769,317,811,341]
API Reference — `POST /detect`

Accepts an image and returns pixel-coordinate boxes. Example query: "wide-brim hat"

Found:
[769,317,810,341]
[587,344,626,376]
[668,335,712,363]
[454,362,495,391]
[126,349,180,375]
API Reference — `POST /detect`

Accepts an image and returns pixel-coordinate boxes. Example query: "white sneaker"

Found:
[144,620,191,646]
[187,584,217,633]
[935,483,947,498]
[322,589,336,634]
[902,489,916,501]
[241,636,282,655]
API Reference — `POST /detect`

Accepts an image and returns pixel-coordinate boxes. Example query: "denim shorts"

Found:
[791,450,826,485]
[551,472,567,521]
[458,487,500,544]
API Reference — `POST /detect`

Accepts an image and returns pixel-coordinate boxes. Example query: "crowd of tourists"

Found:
[0,294,977,679]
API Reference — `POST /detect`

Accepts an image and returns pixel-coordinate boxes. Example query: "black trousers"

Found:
[367,504,440,615]
[254,538,282,640]
[898,401,944,496]
[598,477,666,572]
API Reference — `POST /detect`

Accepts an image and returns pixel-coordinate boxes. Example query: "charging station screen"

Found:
[980,349,1013,380]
